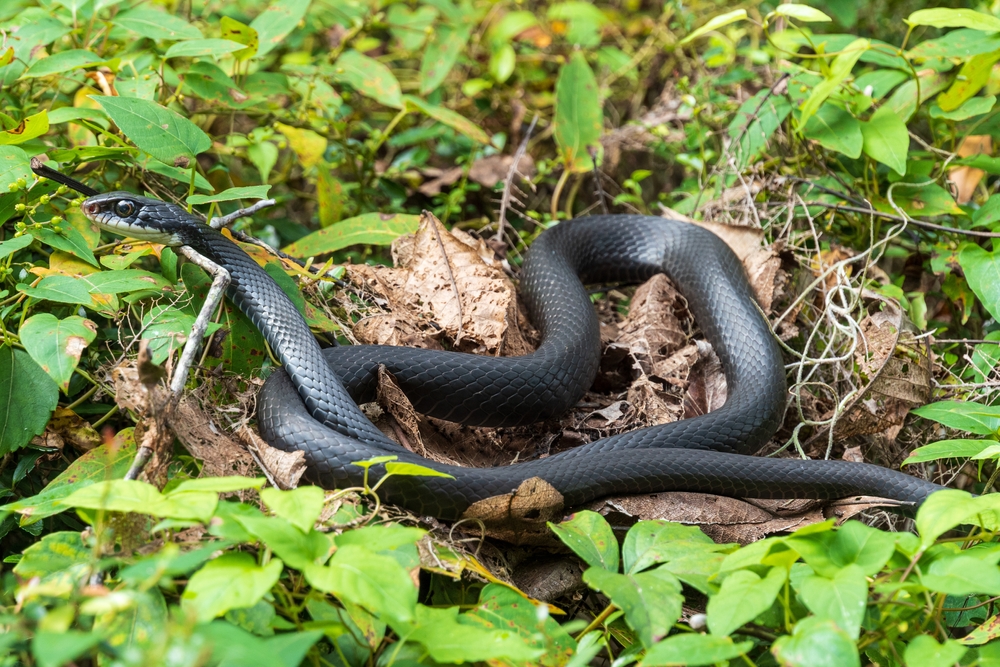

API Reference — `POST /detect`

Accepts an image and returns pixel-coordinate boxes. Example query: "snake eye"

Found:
[113,200,136,218]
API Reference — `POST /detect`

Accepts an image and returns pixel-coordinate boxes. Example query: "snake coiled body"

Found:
[81,195,944,519]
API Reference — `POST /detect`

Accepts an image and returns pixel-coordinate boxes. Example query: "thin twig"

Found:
[590,146,609,215]
[805,201,1000,238]
[429,213,464,345]
[495,114,539,243]
[208,198,277,229]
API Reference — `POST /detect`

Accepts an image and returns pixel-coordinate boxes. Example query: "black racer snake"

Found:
[80,191,944,519]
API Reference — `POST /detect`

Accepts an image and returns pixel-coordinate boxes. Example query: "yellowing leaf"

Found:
[0,110,49,145]
[274,122,327,169]
[220,16,258,61]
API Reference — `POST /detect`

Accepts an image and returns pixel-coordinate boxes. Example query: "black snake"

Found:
[81,192,944,519]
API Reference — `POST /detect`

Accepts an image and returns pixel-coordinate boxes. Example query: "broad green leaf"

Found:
[1,431,135,524]
[220,16,258,61]
[317,166,343,227]
[19,275,109,310]
[113,8,203,40]
[332,50,403,109]
[31,631,104,667]
[490,43,516,83]
[921,554,1000,595]
[383,461,455,478]
[707,566,786,636]
[334,524,424,572]
[885,182,962,217]
[181,553,284,623]
[554,51,603,172]
[727,87,793,170]
[260,486,325,533]
[886,71,950,122]
[282,212,420,256]
[32,226,99,267]
[639,634,753,667]
[0,234,32,259]
[170,477,266,494]
[404,95,490,145]
[62,479,162,511]
[409,604,542,663]
[798,564,867,638]
[187,185,271,205]
[772,4,831,22]
[83,269,171,294]
[853,69,909,99]
[0,346,59,455]
[930,95,997,120]
[909,29,1000,60]
[250,0,311,58]
[905,439,997,464]
[304,544,418,625]
[20,314,97,392]
[860,106,908,175]
[959,245,1000,324]
[92,589,168,657]
[622,520,727,574]
[164,39,249,59]
[583,567,683,648]
[786,521,895,577]
[143,158,214,190]
[549,510,620,572]
[679,9,747,44]
[906,8,1000,32]
[420,23,473,95]
[467,585,575,666]
[13,531,88,578]
[937,52,1000,112]
[915,489,981,549]
[181,61,251,108]
[0,145,32,190]
[274,122,327,169]
[21,50,101,78]
[236,513,332,570]
[803,103,862,158]
[94,96,211,166]
[387,4,439,50]
[771,617,860,667]
[904,635,968,667]
[0,110,49,144]
[248,141,278,182]
[798,39,868,129]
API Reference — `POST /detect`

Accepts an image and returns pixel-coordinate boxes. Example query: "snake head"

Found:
[80,191,199,246]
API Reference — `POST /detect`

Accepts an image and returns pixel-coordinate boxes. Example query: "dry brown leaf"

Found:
[47,407,101,451]
[238,425,307,490]
[462,477,565,545]
[693,219,785,313]
[376,364,425,455]
[418,167,463,196]
[683,343,727,419]
[469,153,536,188]
[613,273,687,376]
[949,135,991,204]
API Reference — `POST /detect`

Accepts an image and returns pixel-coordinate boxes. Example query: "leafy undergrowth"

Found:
[6,0,1000,665]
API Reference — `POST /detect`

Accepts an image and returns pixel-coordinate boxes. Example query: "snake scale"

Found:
[81,192,944,519]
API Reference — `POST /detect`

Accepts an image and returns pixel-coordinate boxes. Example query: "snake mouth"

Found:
[80,192,188,246]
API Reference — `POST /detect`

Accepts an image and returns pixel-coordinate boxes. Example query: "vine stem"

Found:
[576,603,616,639]
[550,167,571,221]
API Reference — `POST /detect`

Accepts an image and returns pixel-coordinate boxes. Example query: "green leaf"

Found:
[0,234,33,259]
[113,8,203,40]
[639,634,753,667]
[798,39,868,129]
[959,245,1000,324]
[282,212,420,256]
[930,95,997,120]
[144,157,214,191]
[260,486,325,533]
[420,23,473,95]
[908,29,1000,60]
[1,432,135,524]
[220,16,258,61]
[803,103,862,158]
[797,564,867,638]
[922,554,1000,595]
[772,4,831,22]
[304,544,417,626]
[383,461,455,478]
[181,553,284,623]
[549,510,620,572]
[679,9,747,44]
[332,50,404,109]
[387,4,439,50]
[187,185,271,205]
[583,566,683,648]
[905,439,998,464]
[0,110,49,145]
[554,51,603,172]
[886,71,950,122]
[236,514,333,570]
[0,346,59,455]
[31,631,104,667]
[915,489,981,549]
[904,635,968,667]
[165,39,250,59]
[727,87,793,169]
[860,106,908,175]
[20,314,97,392]
[937,52,1000,112]
[707,566,786,636]
[61,479,219,521]
[32,226,99,267]
[622,520,727,575]
[467,585,575,666]
[94,96,212,166]
[13,531,88,578]
[18,275,99,308]
[0,145,32,190]
[409,604,542,663]
[84,269,171,294]
[180,263,261,373]
[21,50,101,78]
[771,617,860,667]
[250,0,311,58]
[334,524,424,571]
[404,95,491,145]
[906,8,1000,32]
[92,589,168,657]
